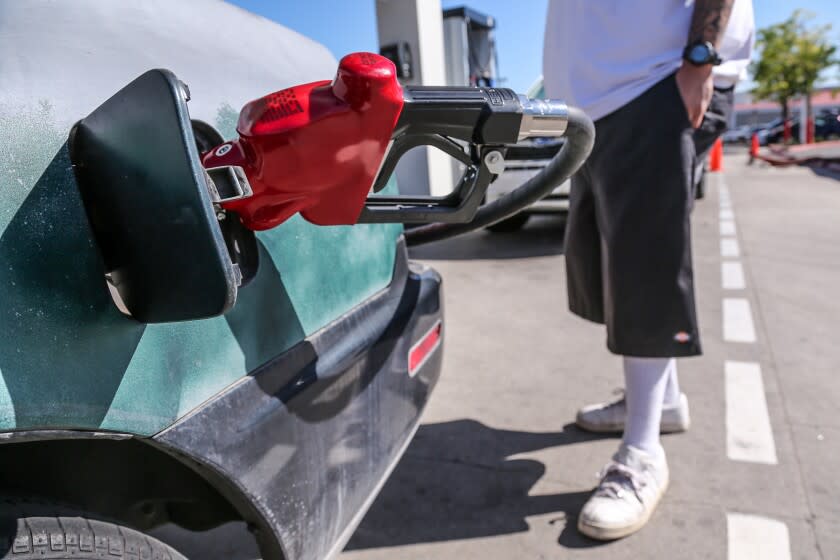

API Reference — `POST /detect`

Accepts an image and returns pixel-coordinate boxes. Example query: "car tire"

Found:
[0,510,186,559]
[485,213,530,233]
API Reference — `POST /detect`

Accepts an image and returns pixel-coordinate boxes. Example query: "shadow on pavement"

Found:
[408,215,566,261]
[345,419,610,551]
[150,521,260,560]
[805,162,840,181]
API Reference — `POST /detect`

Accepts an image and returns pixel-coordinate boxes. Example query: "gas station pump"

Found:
[442,6,499,88]
[70,53,594,324]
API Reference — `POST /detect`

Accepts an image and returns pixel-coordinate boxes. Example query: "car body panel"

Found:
[154,241,443,560]
[0,0,403,435]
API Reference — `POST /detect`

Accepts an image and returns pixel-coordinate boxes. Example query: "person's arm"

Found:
[676,0,735,128]
[688,0,735,46]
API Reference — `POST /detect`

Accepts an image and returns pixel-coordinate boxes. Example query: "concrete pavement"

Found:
[342,154,840,559]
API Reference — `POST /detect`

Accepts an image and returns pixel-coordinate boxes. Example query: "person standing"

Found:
[543,0,754,540]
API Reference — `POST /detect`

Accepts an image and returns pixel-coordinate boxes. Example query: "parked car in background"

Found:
[485,137,570,231]
[722,124,753,144]
[757,117,791,145]
[757,112,840,145]
[815,111,840,141]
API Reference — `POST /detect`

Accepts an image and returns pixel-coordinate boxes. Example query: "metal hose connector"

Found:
[517,95,569,140]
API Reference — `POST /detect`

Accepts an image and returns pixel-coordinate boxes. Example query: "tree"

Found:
[751,10,837,141]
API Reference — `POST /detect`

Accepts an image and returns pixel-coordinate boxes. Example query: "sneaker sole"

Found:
[576,472,670,541]
[575,417,690,435]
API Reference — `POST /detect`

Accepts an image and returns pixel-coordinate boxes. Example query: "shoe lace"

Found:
[594,462,646,502]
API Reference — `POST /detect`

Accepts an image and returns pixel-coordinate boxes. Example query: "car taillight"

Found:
[408,320,442,377]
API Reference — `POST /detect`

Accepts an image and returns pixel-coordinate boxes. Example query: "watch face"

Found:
[689,43,710,63]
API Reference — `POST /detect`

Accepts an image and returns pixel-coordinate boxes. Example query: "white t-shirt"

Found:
[543,0,755,121]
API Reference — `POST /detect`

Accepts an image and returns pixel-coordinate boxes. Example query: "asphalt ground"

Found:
[152,153,840,559]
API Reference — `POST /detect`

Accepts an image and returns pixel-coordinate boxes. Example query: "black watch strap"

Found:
[683,41,722,66]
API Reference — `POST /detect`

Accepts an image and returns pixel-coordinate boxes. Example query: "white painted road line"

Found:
[722,261,746,290]
[720,208,735,220]
[721,238,740,258]
[727,513,790,559]
[725,361,778,464]
[720,220,737,236]
[723,298,756,343]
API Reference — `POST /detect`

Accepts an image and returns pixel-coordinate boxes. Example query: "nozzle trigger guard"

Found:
[360,133,503,224]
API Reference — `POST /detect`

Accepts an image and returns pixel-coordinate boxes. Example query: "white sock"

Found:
[622,356,671,458]
[662,358,681,407]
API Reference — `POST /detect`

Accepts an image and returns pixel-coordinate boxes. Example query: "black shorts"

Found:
[565,73,732,357]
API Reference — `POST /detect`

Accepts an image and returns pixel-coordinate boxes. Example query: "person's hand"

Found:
[675,63,713,128]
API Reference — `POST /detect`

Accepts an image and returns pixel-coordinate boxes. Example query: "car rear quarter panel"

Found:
[0,0,402,434]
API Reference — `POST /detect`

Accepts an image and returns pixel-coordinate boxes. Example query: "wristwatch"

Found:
[682,41,722,66]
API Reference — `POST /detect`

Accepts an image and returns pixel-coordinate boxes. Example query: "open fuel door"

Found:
[70,69,257,323]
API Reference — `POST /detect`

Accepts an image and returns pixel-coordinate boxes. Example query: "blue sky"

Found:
[229,0,839,92]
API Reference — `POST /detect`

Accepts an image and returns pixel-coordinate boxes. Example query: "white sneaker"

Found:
[577,444,669,540]
[576,392,690,434]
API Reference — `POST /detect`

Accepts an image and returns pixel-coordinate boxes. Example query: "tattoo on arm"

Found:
[688,0,735,46]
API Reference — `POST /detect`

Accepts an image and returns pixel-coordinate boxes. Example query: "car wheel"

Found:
[486,213,530,232]
[0,510,186,559]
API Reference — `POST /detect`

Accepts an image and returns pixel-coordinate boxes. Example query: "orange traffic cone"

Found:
[749,133,759,165]
[709,137,723,172]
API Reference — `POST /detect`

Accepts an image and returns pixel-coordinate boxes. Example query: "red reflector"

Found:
[408,320,442,376]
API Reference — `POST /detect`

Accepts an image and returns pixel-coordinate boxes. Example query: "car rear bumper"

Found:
[152,237,443,560]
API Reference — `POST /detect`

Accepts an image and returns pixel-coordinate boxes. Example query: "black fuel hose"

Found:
[404,106,595,246]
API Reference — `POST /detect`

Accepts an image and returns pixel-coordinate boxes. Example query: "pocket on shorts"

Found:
[699,88,732,136]
[668,73,692,128]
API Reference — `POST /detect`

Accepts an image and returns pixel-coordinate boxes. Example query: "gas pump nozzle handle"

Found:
[201,52,573,230]
[393,86,568,144]
[362,87,569,223]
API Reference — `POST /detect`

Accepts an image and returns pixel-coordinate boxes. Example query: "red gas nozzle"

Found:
[202,52,404,230]
[203,52,572,230]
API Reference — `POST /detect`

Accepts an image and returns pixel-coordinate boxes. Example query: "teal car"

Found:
[0,2,442,559]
